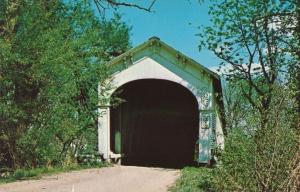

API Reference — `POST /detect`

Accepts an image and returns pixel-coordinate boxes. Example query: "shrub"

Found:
[170,167,215,192]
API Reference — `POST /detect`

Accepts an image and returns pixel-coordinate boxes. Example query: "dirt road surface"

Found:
[0,166,179,192]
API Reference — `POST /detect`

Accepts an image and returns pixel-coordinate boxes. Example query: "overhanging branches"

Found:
[93,0,157,14]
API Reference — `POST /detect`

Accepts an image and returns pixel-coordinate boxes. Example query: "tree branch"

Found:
[94,0,157,13]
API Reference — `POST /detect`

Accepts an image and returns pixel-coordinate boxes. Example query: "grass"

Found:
[0,162,109,184]
[170,166,215,192]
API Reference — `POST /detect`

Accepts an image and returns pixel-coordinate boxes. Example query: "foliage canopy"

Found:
[0,0,131,170]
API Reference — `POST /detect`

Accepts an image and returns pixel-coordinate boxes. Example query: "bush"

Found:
[170,167,215,192]
[172,123,298,192]
[212,128,256,191]
[13,169,40,180]
[213,125,298,191]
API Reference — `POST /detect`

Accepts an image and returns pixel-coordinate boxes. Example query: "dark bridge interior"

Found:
[110,79,199,168]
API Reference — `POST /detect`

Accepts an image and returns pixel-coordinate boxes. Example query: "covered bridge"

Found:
[98,37,224,167]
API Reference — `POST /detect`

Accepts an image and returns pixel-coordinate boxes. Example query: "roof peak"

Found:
[148,36,160,41]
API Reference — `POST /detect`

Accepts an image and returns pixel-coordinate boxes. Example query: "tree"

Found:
[200,0,297,128]
[0,0,130,169]
[199,0,299,191]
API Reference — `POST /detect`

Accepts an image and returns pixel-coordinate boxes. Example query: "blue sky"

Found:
[104,1,221,69]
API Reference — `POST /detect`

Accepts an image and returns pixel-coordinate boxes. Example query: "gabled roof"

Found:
[106,36,220,80]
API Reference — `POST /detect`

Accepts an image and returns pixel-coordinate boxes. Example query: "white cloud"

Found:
[209,63,269,75]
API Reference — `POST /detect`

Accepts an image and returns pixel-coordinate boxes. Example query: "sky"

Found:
[103,0,221,69]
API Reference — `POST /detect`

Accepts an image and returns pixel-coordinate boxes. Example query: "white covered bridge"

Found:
[98,37,224,167]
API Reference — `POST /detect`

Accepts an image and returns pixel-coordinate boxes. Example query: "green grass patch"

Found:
[170,166,215,192]
[0,162,109,184]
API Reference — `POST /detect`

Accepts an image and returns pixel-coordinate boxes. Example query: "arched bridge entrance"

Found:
[110,79,199,168]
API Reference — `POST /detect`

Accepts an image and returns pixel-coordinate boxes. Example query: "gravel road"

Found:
[0,166,179,192]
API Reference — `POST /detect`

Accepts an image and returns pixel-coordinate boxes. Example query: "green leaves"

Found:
[171,167,215,192]
[197,0,300,191]
[0,0,130,169]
